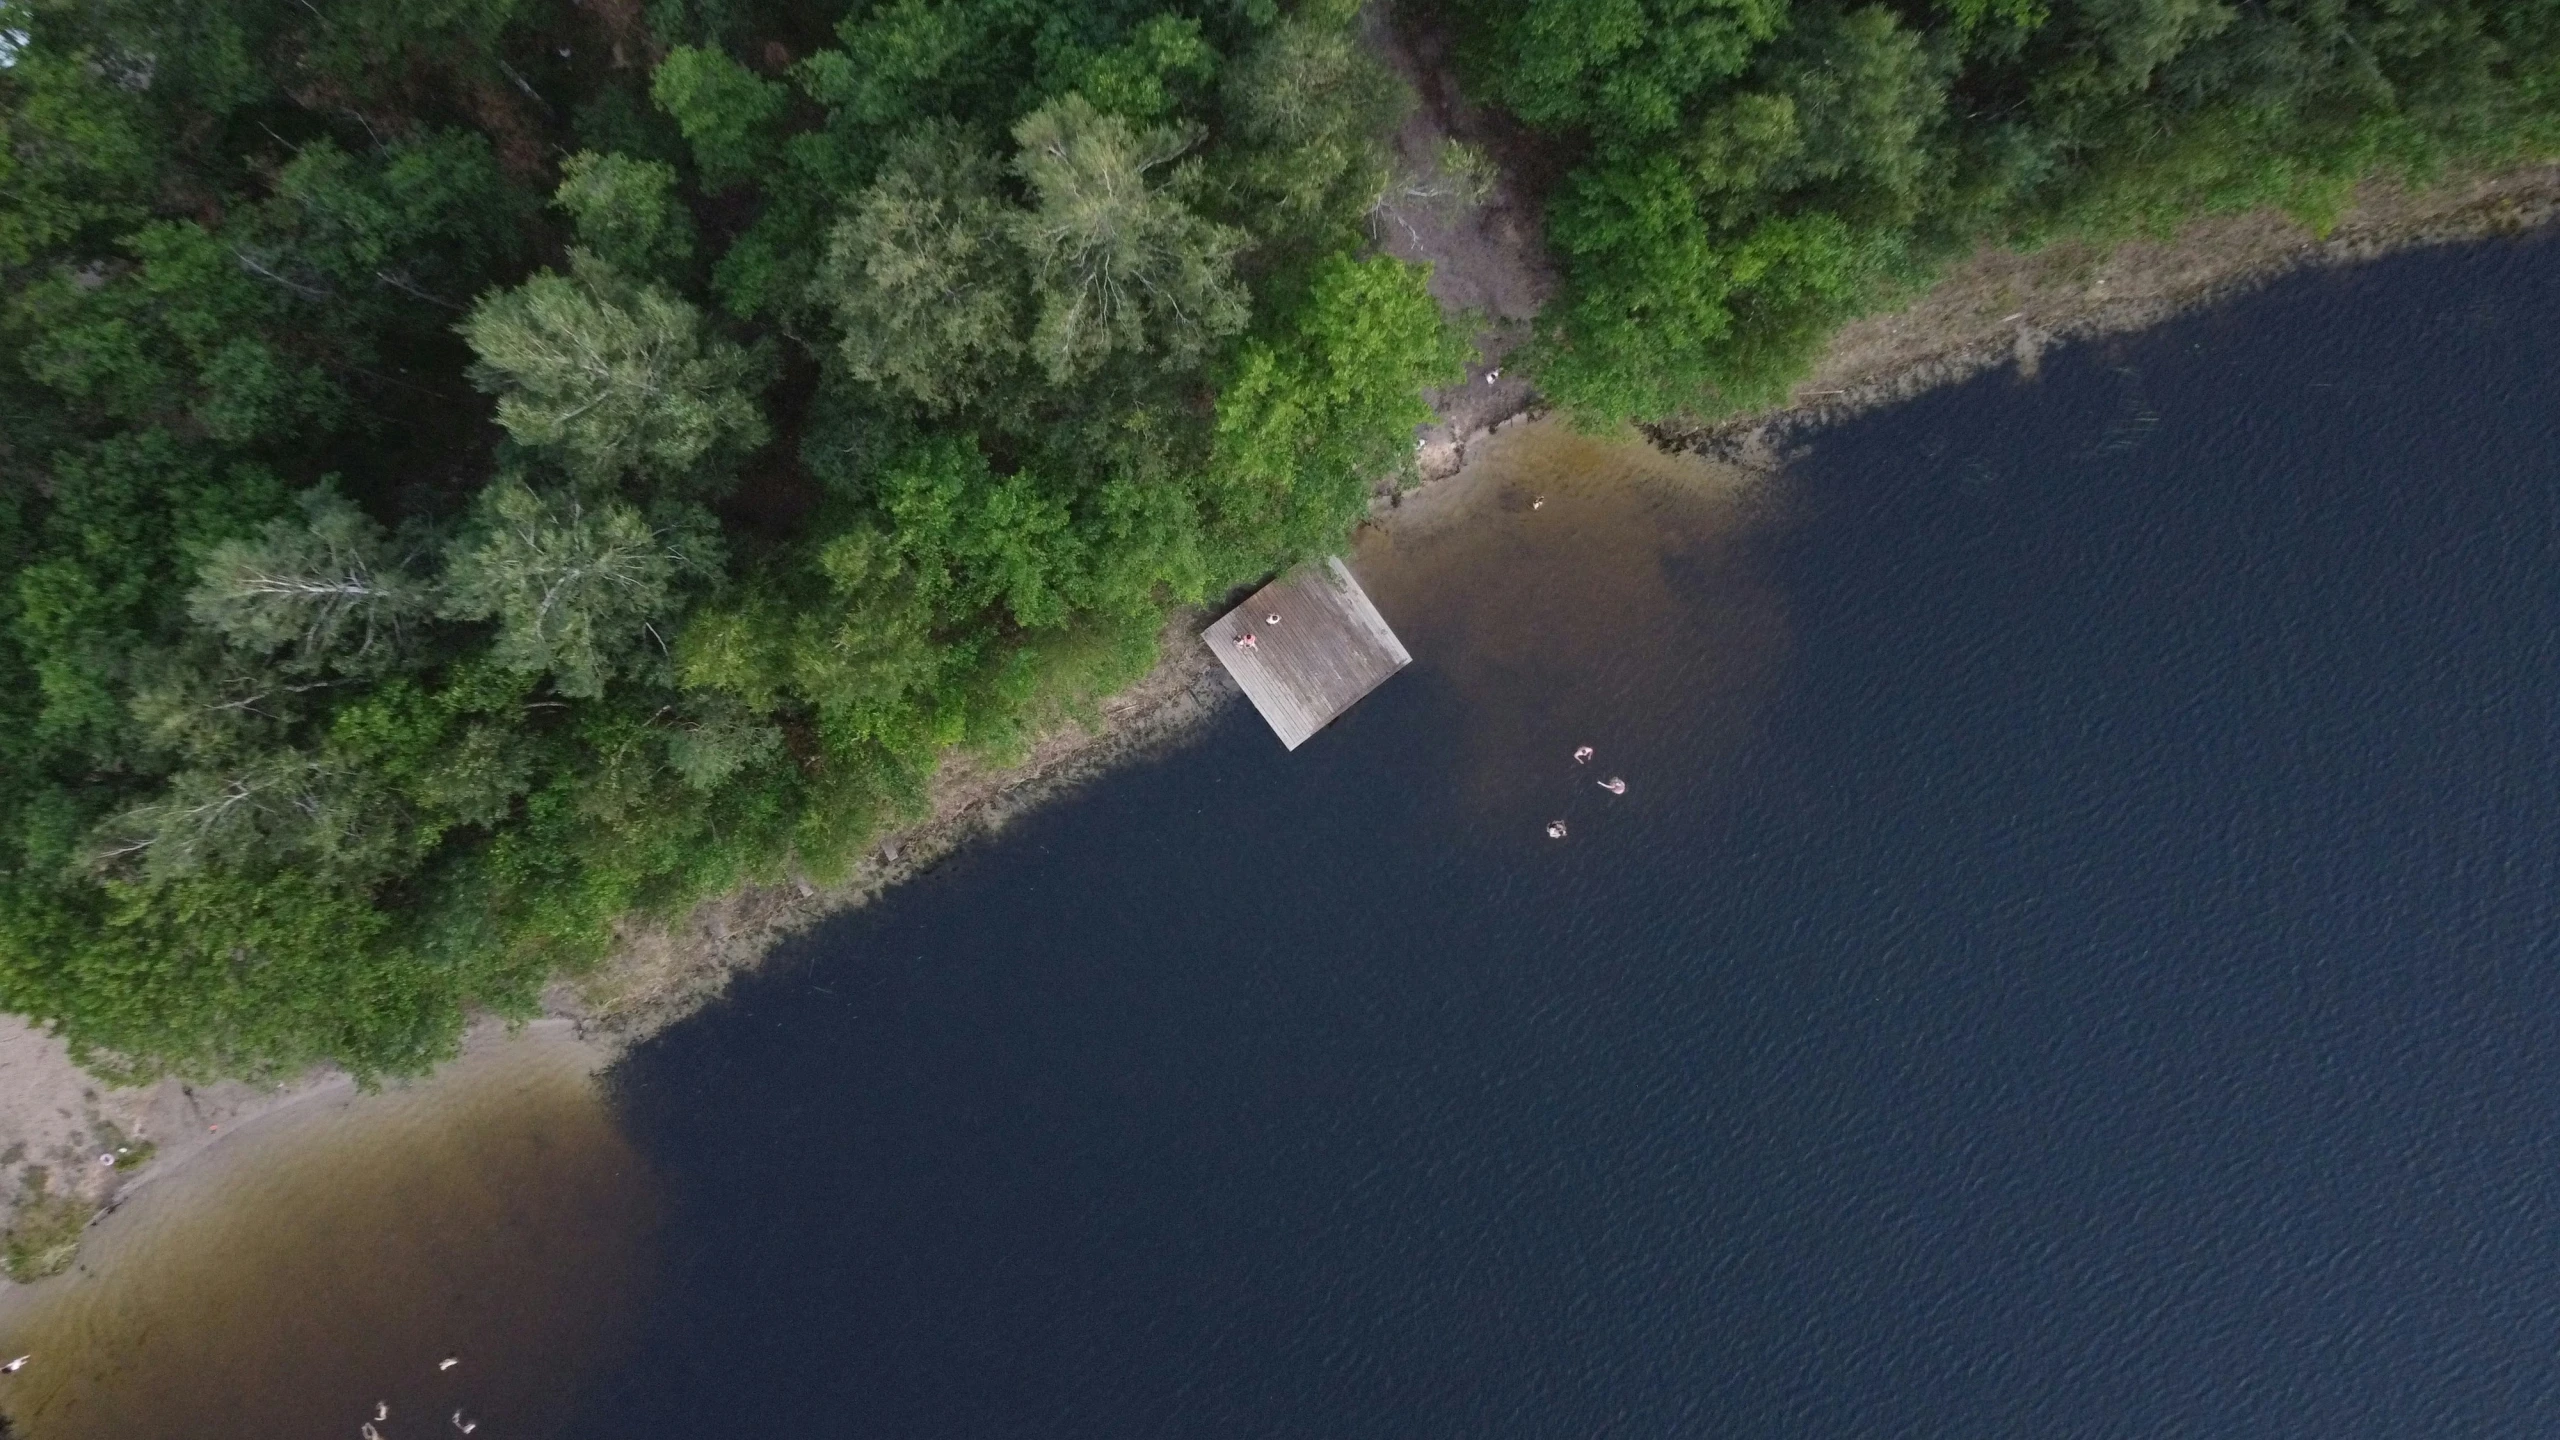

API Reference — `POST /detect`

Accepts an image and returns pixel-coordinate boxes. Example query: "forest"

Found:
[1449,0,2560,418]
[3,0,2557,1079]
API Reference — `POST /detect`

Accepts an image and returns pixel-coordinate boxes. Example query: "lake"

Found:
[575,235,2560,1436]
[8,233,2560,1436]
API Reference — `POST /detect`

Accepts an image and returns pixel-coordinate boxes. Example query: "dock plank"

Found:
[1202,559,1410,750]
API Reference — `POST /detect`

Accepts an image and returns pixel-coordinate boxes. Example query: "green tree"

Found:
[438,479,717,698]
[1463,0,1788,135]
[459,252,768,486]
[1207,253,1469,560]
[1219,18,1409,242]
[650,45,788,189]
[792,0,978,130]
[1051,14,1220,121]
[813,122,1025,411]
[188,485,435,676]
[0,49,158,267]
[88,747,413,886]
[553,151,696,280]
[874,436,1082,628]
[677,528,945,757]
[1008,95,1249,382]
[269,132,530,316]
[15,221,341,445]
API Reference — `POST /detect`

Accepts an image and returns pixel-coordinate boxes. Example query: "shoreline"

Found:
[568,158,2560,1055]
[7,163,2556,1283]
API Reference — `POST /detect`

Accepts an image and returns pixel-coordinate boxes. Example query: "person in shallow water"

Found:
[1600,778,1627,795]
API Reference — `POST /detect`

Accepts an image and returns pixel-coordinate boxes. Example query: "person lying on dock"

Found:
[1235,631,1257,650]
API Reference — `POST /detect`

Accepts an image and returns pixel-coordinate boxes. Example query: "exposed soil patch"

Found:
[1362,3,1556,480]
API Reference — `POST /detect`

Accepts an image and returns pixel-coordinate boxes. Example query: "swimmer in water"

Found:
[1600,778,1626,795]
[376,1401,391,1421]
[439,1355,461,1371]
[3,1355,27,1373]
[1572,746,1593,764]
[1546,820,1568,839]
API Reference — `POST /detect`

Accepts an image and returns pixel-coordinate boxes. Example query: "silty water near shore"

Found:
[0,1027,660,1438]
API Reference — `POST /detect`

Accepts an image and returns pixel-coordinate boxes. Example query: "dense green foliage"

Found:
[17,0,2556,1081]
[1448,0,2560,421]
[0,0,1466,1077]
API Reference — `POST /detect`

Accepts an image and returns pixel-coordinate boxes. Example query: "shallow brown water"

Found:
[0,1027,661,1439]
[1353,420,1792,821]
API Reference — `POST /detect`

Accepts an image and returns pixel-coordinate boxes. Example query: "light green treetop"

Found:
[187,485,435,676]
[649,45,788,190]
[1008,94,1249,383]
[814,122,1025,411]
[438,478,718,698]
[458,251,767,485]
[553,150,696,279]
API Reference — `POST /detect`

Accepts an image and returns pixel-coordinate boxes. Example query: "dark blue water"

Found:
[572,238,2560,1437]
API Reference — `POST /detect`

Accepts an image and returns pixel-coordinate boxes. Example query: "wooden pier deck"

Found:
[1202,558,1411,750]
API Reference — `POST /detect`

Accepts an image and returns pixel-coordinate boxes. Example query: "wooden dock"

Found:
[1202,558,1411,750]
